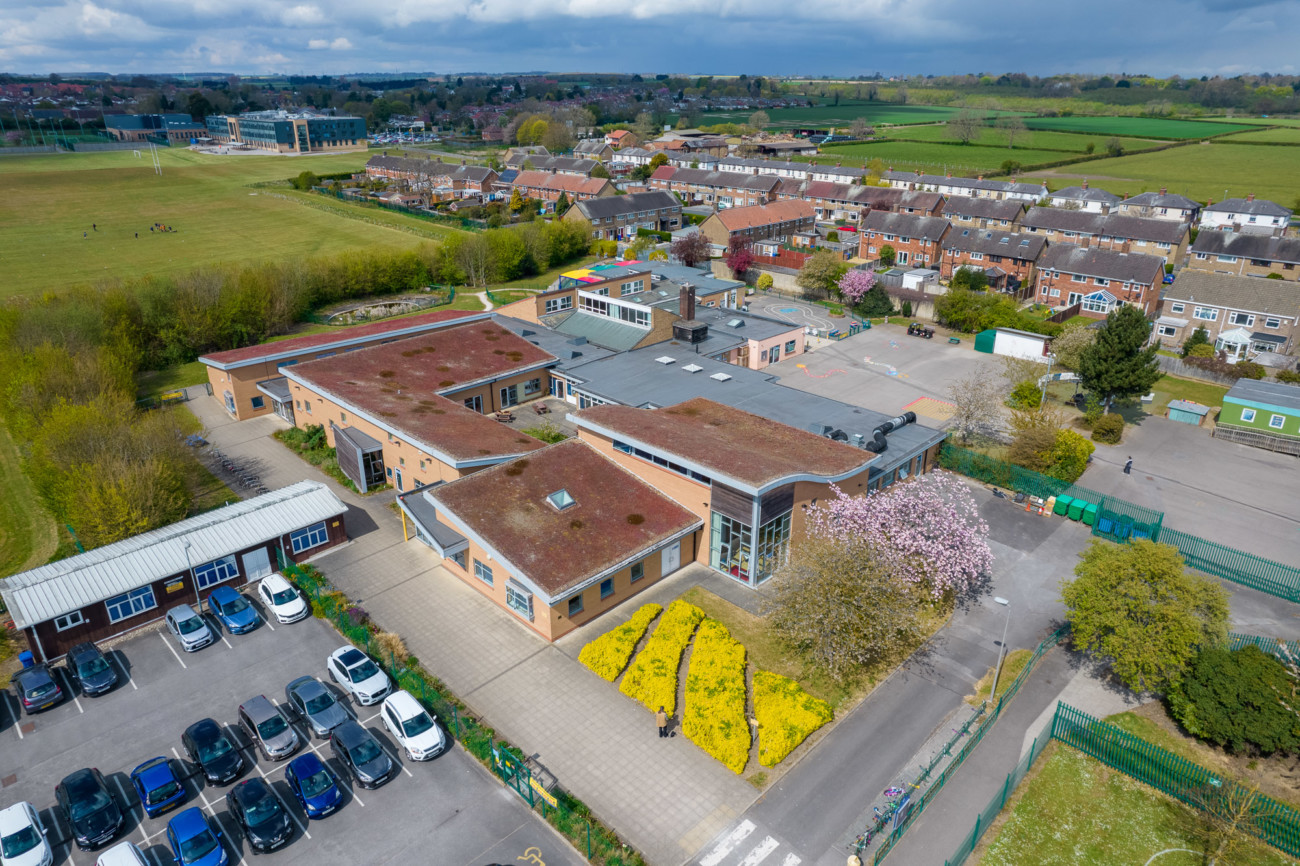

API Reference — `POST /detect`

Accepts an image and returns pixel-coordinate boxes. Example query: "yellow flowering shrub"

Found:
[578,603,663,682]
[683,620,750,774]
[619,599,704,715]
[753,670,834,767]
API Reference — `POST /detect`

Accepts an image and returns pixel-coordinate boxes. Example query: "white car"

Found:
[326,646,391,706]
[95,842,148,866]
[381,691,448,761]
[257,574,308,624]
[0,801,52,866]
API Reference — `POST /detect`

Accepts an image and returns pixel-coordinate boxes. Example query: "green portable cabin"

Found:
[1053,494,1074,516]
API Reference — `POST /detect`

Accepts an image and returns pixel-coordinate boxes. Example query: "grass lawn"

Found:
[1149,375,1228,416]
[0,421,58,577]
[1022,116,1255,138]
[1029,143,1300,206]
[815,140,1075,173]
[136,360,209,400]
[699,103,1022,130]
[0,148,429,295]
[975,743,1292,866]
[880,124,1163,153]
[966,649,1033,706]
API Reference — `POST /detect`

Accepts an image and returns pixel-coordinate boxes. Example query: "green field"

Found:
[1023,116,1254,138]
[1202,116,1300,127]
[814,140,1071,173]
[0,148,433,295]
[1218,127,1300,144]
[880,123,1163,153]
[1032,142,1300,205]
[700,102,1025,129]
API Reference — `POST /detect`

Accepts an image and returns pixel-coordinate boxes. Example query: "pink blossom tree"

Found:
[836,268,876,305]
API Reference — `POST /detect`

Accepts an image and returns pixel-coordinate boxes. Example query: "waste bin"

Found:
[18,650,35,668]
[1053,494,1073,517]
[1082,502,1098,527]
[1068,499,1086,521]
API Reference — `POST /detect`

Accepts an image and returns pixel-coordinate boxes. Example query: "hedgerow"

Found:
[619,600,704,716]
[683,620,750,774]
[578,603,663,682]
[753,670,834,767]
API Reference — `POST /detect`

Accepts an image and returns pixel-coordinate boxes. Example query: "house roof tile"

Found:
[1038,244,1166,284]
[709,200,816,232]
[941,195,1025,222]
[945,228,1046,259]
[1190,231,1300,265]
[511,171,612,196]
[860,211,951,242]
[1163,270,1300,318]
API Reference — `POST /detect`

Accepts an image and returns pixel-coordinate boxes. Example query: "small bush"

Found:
[1276,369,1300,385]
[755,273,773,292]
[901,300,913,318]
[578,603,662,682]
[1166,645,1300,755]
[619,600,704,716]
[1235,361,1266,380]
[1091,412,1124,444]
[371,631,408,664]
[1008,380,1043,409]
[753,670,834,767]
[682,620,750,774]
[1186,343,1215,358]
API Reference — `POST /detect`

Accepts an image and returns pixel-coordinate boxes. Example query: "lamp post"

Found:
[988,596,1012,708]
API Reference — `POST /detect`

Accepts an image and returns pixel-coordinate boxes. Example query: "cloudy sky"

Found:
[1,0,1296,77]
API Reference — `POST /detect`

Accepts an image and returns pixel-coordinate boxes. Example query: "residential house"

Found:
[940,228,1046,293]
[573,139,614,161]
[365,155,499,195]
[1019,208,1190,265]
[564,190,683,240]
[1198,195,1292,237]
[605,129,637,148]
[1047,181,1121,214]
[858,212,951,268]
[504,154,600,176]
[1114,188,1200,223]
[511,170,616,209]
[885,171,1047,202]
[648,166,780,208]
[1187,232,1300,280]
[1034,245,1166,317]
[941,195,1025,230]
[698,201,817,249]
[1154,270,1299,361]
[718,157,868,184]
[505,145,549,161]
[610,147,657,168]
[779,182,943,224]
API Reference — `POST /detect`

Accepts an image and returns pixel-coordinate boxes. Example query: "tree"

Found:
[508,188,524,214]
[1000,159,1022,176]
[948,267,989,292]
[541,121,575,153]
[1051,322,1095,371]
[796,249,848,299]
[1105,136,1125,157]
[648,151,669,170]
[878,244,896,268]
[290,171,319,191]
[1166,645,1300,755]
[186,92,215,122]
[996,114,1027,148]
[1179,777,1274,866]
[589,162,611,179]
[1078,305,1161,408]
[864,157,886,186]
[670,231,710,268]
[724,236,754,278]
[947,371,1004,443]
[554,192,570,216]
[1061,539,1229,693]
[748,110,771,131]
[858,285,895,317]
[848,117,871,140]
[755,273,773,292]
[946,109,983,145]
[1181,326,1210,357]
[836,268,875,304]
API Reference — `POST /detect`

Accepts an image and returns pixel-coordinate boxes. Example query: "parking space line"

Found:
[160,633,188,669]
[358,711,382,725]
[113,653,139,690]
[212,812,242,865]
[382,742,414,778]
[112,776,132,811]
[272,785,311,841]
[261,615,275,632]
[349,786,365,807]
[219,632,234,649]
[59,668,85,714]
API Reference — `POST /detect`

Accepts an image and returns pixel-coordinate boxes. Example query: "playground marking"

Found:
[862,356,900,377]
[903,396,956,421]
[775,307,801,314]
[795,363,845,378]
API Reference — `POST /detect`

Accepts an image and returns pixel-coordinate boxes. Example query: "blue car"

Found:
[205,586,259,635]
[283,753,343,820]
[166,808,227,866]
[130,757,186,819]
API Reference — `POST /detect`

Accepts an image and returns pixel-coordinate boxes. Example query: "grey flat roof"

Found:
[397,486,468,555]
[255,377,292,402]
[691,306,804,342]
[548,310,649,352]
[493,315,615,369]
[336,425,382,453]
[1224,379,1300,413]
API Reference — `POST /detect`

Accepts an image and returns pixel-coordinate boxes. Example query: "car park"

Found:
[0,801,52,866]
[257,574,308,624]
[325,646,391,706]
[181,718,245,785]
[381,690,447,761]
[128,757,186,819]
[205,586,260,635]
[238,695,299,761]
[328,721,394,790]
[55,768,123,851]
[284,675,348,738]
[225,777,294,853]
[165,604,215,652]
[283,752,343,820]
[165,808,228,866]
[94,841,148,866]
[11,665,63,714]
[64,642,119,696]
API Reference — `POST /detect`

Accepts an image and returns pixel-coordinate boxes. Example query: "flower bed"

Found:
[753,670,834,767]
[578,603,663,682]
[682,620,750,774]
[619,600,704,716]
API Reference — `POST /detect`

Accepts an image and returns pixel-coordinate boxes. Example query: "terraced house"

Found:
[647,166,780,208]
[1019,208,1190,265]
[941,196,1025,230]
[365,155,498,195]
[698,201,816,249]
[1114,188,1201,223]
[776,182,943,224]
[858,211,951,268]
[1187,232,1300,281]
[1197,195,1292,237]
[510,170,616,209]
[1035,245,1166,317]
[563,190,682,240]
[940,228,1046,294]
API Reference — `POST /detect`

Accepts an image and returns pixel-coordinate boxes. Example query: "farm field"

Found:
[1217,126,1300,143]
[0,148,432,295]
[700,102,1025,129]
[879,123,1164,153]
[814,140,1070,173]
[1201,116,1300,127]
[1022,116,1254,138]
[1028,142,1300,204]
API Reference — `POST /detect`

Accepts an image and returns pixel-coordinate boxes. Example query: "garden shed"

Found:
[1166,400,1211,426]
[973,327,1052,360]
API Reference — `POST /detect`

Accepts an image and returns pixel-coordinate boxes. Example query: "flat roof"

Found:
[430,439,701,598]
[493,315,614,369]
[199,310,487,370]
[1224,379,1300,413]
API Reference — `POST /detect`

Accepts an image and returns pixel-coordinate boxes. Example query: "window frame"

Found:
[193,554,239,589]
[473,559,494,586]
[568,594,584,616]
[290,521,330,554]
[630,561,645,582]
[600,578,614,600]
[55,610,86,632]
[1241,408,1256,423]
[106,586,157,624]
[1269,414,1285,430]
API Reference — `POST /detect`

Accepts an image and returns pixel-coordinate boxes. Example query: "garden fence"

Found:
[1227,631,1300,663]
[313,188,488,231]
[278,559,644,866]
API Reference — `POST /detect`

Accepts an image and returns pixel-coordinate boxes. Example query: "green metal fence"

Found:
[1091,495,1163,543]
[1228,632,1300,663]
[938,443,1103,503]
[1157,527,1300,603]
[313,187,488,231]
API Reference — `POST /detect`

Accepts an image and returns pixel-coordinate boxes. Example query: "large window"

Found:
[106,586,157,624]
[474,559,494,586]
[1228,312,1255,327]
[194,554,239,589]
[523,378,542,396]
[1193,307,1219,322]
[500,385,518,407]
[710,513,753,582]
[290,521,329,554]
[545,295,573,314]
[506,583,533,621]
[754,512,792,584]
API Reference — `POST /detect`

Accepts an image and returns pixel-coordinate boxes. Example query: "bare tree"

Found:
[946,109,984,145]
[1179,777,1274,865]
[849,117,872,140]
[947,371,1004,443]
[748,110,771,131]
[454,234,491,287]
[996,115,1027,148]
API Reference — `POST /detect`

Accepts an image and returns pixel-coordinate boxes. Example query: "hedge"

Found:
[578,603,663,682]
[619,600,704,716]
[682,620,750,774]
[753,670,834,767]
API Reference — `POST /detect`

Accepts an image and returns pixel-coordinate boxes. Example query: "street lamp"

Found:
[988,596,1012,708]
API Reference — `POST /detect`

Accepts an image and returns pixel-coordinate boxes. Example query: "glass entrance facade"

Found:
[709,511,791,585]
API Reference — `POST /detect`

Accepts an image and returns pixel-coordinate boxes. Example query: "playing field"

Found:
[813,140,1070,173]
[879,124,1164,153]
[0,148,437,296]
[699,102,1025,129]
[1022,116,1254,138]
[1029,142,1300,205]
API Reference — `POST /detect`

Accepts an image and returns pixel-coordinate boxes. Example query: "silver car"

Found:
[238,696,299,761]
[165,604,214,653]
[284,676,348,739]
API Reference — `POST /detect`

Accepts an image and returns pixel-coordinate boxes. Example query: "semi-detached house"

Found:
[1035,245,1166,317]
[1187,232,1300,281]
[647,166,780,208]
[1155,270,1299,361]
[698,200,816,248]
[858,211,950,267]
[1019,207,1190,265]
[940,228,1046,294]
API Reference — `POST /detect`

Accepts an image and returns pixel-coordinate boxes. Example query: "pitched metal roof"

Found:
[546,310,650,352]
[1224,379,1300,413]
[0,482,348,628]
[1038,245,1166,283]
[1163,270,1300,317]
[1190,231,1300,265]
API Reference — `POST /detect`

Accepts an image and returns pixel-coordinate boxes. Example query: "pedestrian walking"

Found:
[92,223,97,231]
[1123,457,1133,475]
[656,706,668,738]
[134,232,138,239]
[83,231,87,238]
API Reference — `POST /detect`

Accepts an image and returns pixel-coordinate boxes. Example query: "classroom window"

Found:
[523,378,542,396]
[505,584,533,621]
[631,561,644,582]
[1241,409,1256,423]
[106,586,157,624]
[194,554,239,589]
[600,578,614,599]
[785,340,796,354]
[474,560,494,586]
[500,385,518,407]
[55,611,86,632]
[450,551,467,570]
[290,521,329,553]
[1270,415,1285,429]
[250,396,265,410]
[568,595,584,616]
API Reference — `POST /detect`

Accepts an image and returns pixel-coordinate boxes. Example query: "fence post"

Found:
[1000,773,1011,809]
[587,822,591,858]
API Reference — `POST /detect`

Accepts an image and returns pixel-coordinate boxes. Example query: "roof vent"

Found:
[547,489,576,511]
[726,318,745,328]
[655,356,676,365]
[682,363,703,373]
[710,372,732,382]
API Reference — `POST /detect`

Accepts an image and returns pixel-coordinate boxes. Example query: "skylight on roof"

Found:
[1020,239,1030,246]
[710,372,732,382]
[726,318,745,328]
[999,237,1009,244]
[683,363,703,373]
[655,356,676,365]
[547,489,576,511]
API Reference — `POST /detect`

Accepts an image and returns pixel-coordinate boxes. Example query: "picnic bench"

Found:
[532,402,551,415]
[494,410,514,423]
[948,337,961,345]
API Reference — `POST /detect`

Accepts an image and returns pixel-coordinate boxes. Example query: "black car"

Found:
[182,719,245,785]
[225,778,293,854]
[65,642,119,696]
[55,768,124,851]
[12,664,64,714]
[328,721,394,790]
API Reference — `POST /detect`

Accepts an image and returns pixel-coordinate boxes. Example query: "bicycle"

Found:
[853,827,874,851]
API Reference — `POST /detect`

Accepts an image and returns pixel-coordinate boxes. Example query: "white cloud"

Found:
[308,36,352,49]
[282,4,325,25]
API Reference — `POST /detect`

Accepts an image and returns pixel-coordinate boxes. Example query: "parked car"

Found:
[205,586,259,635]
[64,642,118,697]
[0,801,52,866]
[11,665,63,715]
[284,676,348,738]
[128,757,186,819]
[165,808,227,866]
[329,721,394,789]
[94,841,148,866]
[381,690,447,761]
[225,778,293,854]
[55,768,123,851]
[238,695,299,761]
[257,574,308,624]
[326,646,391,706]
[181,719,245,785]
[283,753,343,820]
[165,604,214,652]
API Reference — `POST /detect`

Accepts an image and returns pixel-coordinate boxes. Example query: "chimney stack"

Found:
[1159,187,1167,195]
[1082,179,1089,190]
[679,285,696,320]
[1246,193,1255,202]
